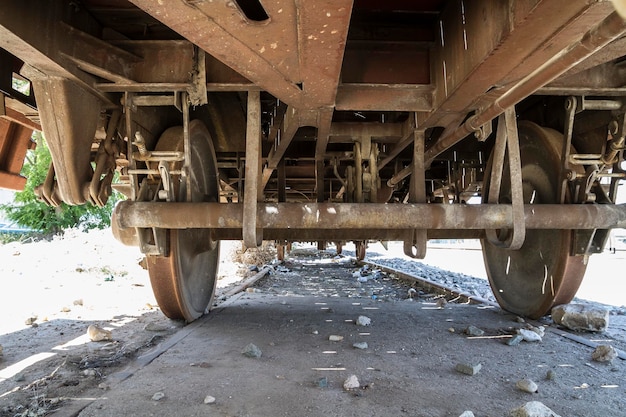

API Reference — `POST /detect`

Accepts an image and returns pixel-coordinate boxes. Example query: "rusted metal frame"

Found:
[96,83,190,93]
[1,106,41,131]
[0,3,120,107]
[124,92,138,202]
[182,92,192,203]
[404,129,427,259]
[243,90,263,248]
[114,201,626,231]
[30,77,100,205]
[297,0,353,109]
[0,118,31,190]
[377,115,416,172]
[210,229,483,242]
[261,107,306,188]
[314,108,334,162]
[129,0,304,107]
[330,122,404,141]
[424,11,626,167]
[484,108,525,250]
[335,84,434,112]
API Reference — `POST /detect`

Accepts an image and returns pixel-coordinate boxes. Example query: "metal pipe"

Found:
[114,201,626,231]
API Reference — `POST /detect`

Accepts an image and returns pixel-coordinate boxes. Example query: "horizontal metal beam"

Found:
[114,202,626,232]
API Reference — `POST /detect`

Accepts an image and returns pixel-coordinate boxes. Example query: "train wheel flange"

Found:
[481,121,586,319]
[147,120,220,322]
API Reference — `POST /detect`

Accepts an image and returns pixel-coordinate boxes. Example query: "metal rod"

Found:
[114,201,626,231]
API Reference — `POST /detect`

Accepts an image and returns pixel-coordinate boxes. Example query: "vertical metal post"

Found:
[124,92,137,201]
[278,157,286,203]
[404,129,427,259]
[243,90,263,248]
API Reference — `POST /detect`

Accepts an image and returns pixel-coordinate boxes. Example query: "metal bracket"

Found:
[485,107,525,250]
[243,90,263,248]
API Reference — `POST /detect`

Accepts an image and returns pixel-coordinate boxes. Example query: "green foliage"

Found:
[1,132,118,235]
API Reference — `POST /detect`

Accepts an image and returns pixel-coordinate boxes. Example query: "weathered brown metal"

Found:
[335,84,434,112]
[243,91,263,247]
[114,201,626,231]
[0,118,33,190]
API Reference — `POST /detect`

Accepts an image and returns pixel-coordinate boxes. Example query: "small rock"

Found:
[509,401,562,417]
[516,379,539,393]
[203,395,216,404]
[529,325,545,338]
[455,362,482,376]
[87,325,112,342]
[436,298,448,308]
[73,299,84,306]
[0,344,3,358]
[98,383,110,390]
[519,329,542,342]
[61,306,71,313]
[25,316,37,326]
[329,335,344,342]
[551,304,609,332]
[317,377,328,388]
[242,343,262,358]
[464,325,484,336]
[353,342,368,350]
[249,265,259,272]
[591,345,618,362]
[82,369,97,377]
[459,412,475,417]
[356,315,371,326]
[507,334,524,346]
[312,330,319,335]
[545,370,556,381]
[516,317,526,323]
[152,392,165,401]
[343,375,360,390]
[144,322,170,332]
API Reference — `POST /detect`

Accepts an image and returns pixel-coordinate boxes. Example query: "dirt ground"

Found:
[0,231,625,417]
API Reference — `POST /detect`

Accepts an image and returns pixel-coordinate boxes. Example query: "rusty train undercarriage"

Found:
[2,0,626,321]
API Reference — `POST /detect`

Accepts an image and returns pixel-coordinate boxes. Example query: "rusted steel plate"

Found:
[114,201,626,231]
[129,0,304,107]
[336,84,434,112]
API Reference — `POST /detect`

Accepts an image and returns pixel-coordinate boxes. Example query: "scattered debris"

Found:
[591,345,618,362]
[516,379,539,393]
[343,375,360,390]
[455,362,482,376]
[98,383,110,390]
[87,324,112,342]
[356,315,372,326]
[528,325,545,338]
[317,377,328,388]
[509,401,562,417]
[61,306,71,313]
[353,342,368,350]
[73,299,84,306]
[203,395,216,404]
[329,335,344,342]
[459,412,475,417]
[518,329,542,343]
[436,298,448,308]
[151,392,165,401]
[464,325,485,336]
[507,334,524,346]
[144,322,171,332]
[551,304,609,332]
[242,343,262,358]
[545,370,556,381]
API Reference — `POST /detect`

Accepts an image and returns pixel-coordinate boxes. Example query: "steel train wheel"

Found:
[481,121,586,319]
[147,120,220,322]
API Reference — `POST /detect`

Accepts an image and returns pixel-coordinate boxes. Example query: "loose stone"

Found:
[545,370,556,381]
[591,344,618,362]
[87,325,112,342]
[343,375,360,390]
[356,315,371,326]
[455,362,482,376]
[151,392,165,401]
[518,329,542,342]
[507,334,524,346]
[317,377,328,388]
[464,325,484,336]
[509,401,562,417]
[353,342,368,350]
[516,379,539,393]
[459,412,475,417]
[203,395,216,404]
[329,335,344,342]
[551,304,609,332]
[242,343,262,358]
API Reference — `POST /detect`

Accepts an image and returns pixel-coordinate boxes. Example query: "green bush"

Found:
[1,132,118,235]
